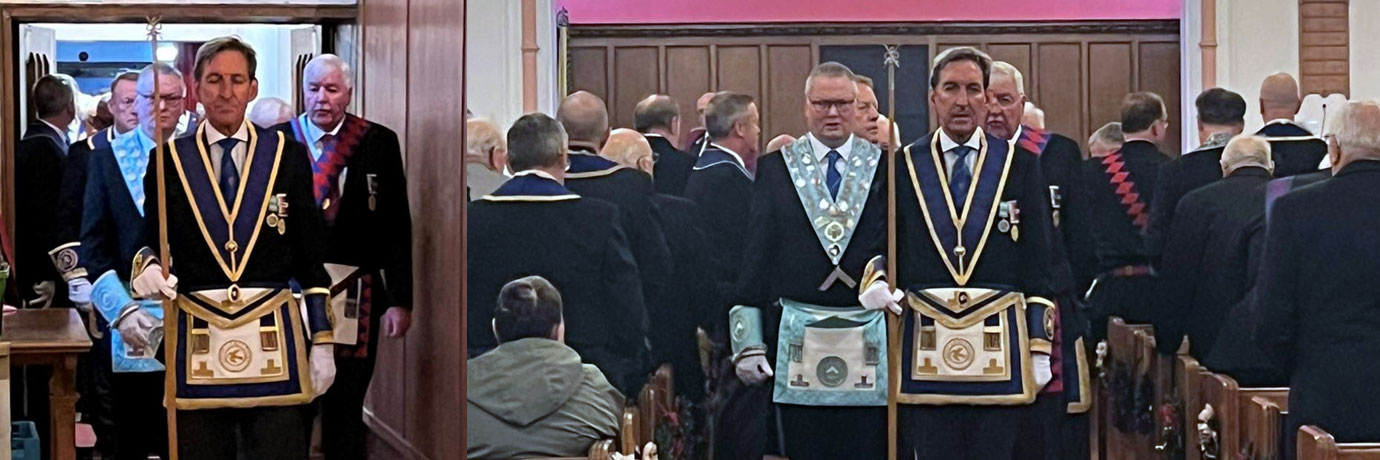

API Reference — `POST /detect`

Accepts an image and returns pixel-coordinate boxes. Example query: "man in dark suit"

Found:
[557,91,671,357]
[1257,72,1327,177]
[986,61,1095,460]
[1145,88,1247,264]
[1258,100,1380,458]
[467,113,650,396]
[853,75,882,145]
[684,92,715,157]
[1154,135,1284,386]
[634,95,695,196]
[271,54,413,460]
[16,74,77,309]
[1083,92,1169,336]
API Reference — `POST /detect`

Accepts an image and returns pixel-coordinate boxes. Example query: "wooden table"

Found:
[3,309,93,460]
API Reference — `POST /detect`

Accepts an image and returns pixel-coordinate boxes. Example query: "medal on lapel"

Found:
[1048,186,1063,228]
[367,173,379,211]
[998,200,1021,242]
[267,193,289,235]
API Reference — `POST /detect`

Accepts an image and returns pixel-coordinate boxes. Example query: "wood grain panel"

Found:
[1138,41,1182,154]
[766,45,811,140]
[612,47,660,129]
[1036,43,1083,142]
[1298,0,1349,97]
[716,46,762,103]
[666,46,712,140]
[1088,42,1132,141]
[987,43,1032,95]
[570,46,609,101]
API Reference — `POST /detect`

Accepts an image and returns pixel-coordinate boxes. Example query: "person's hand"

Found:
[310,344,337,398]
[859,281,903,314]
[68,278,92,305]
[132,265,178,299]
[1033,353,1053,388]
[381,307,411,337]
[116,308,159,349]
[734,355,774,385]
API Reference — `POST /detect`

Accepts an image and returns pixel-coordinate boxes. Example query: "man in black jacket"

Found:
[16,74,77,309]
[684,92,759,322]
[1256,73,1328,177]
[1258,100,1380,458]
[634,95,695,196]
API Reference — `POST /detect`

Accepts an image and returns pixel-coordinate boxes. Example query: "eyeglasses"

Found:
[810,99,857,113]
[138,92,186,106]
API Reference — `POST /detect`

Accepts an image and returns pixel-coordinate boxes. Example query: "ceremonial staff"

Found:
[883,44,900,460]
[147,15,180,459]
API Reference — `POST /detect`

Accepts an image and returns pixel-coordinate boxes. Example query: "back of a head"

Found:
[634,95,679,134]
[466,117,505,162]
[507,113,568,172]
[1091,121,1126,148]
[1332,100,1380,163]
[33,74,75,119]
[1120,92,1166,133]
[1196,88,1247,126]
[493,276,564,343]
[602,128,653,169]
[705,92,754,140]
[556,91,609,145]
[1221,135,1273,173]
[766,134,796,153]
[249,97,293,127]
[1260,72,1301,114]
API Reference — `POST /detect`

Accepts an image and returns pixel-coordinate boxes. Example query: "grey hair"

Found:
[705,92,755,140]
[1332,100,1380,160]
[1090,122,1125,148]
[805,62,859,96]
[507,113,568,171]
[249,97,294,127]
[990,61,1025,96]
[1220,135,1273,173]
[303,54,354,91]
[137,62,184,95]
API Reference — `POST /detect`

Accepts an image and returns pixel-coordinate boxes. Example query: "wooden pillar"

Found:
[1201,0,1218,89]
[521,0,539,112]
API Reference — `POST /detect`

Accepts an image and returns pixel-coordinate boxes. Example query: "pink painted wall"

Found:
[557,0,1181,24]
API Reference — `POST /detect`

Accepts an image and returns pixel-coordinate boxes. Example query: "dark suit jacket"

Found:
[647,134,694,196]
[648,193,716,399]
[1146,143,1225,265]
[1082,140,1167,272]
[51,128,117,275]
[15,122,69,305]
[1025,129,1097,294]
[1258,160,1380,443]
[1257,121,1327,178]
[81,141,148,281]
[684,145,754,301]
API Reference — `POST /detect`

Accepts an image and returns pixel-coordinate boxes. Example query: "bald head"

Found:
[557,91,610,148]
[697,92,715,125]
[766,134,796,153]
[1260,72,1302,122]
[603,128,654,174]
[635,94,680,137]
[466,117,507,172]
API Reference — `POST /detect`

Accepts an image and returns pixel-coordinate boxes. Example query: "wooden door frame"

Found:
[0,2,358,239]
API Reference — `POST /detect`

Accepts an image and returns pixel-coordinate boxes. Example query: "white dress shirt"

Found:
[40,119,70,146]
[806,132,854,176]
[938,127,983,177]
[207,121,251,179]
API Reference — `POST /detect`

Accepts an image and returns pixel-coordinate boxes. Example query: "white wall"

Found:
[1214,0,1299,133]
[1181,0,1203,149]
[1351,1,1380,101]
[465,0,559,133]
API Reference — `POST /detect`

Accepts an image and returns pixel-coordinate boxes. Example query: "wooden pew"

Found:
[1100,317,1155,460]
[1298,425,1380,460]
[1196,371,1290,460]
[638,364,675,447]
[1243,395,1288,460]
[1176,354,1205,460]
[1137,330,1170,459]
[586,440,616,460]
[620,406,640,456]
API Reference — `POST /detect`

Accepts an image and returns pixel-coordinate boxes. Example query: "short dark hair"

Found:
[705,92,755,140]
[506,113,568,171]
[1196,88,1247,125]
[930,47,992,90]
[33,75,75,119]
[194,36,258,81]
[110,71,139,93]
[634,95,679,133]
[1120,92,1167,133]
[493,276,563,342]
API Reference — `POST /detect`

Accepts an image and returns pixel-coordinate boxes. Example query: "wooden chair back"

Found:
[1243,395,1288,460]
[1177,354,1205,460]
[1101,317,1154,460]
[620,406,639,456]
[1298,425,1380,460]
[638,364,675,445]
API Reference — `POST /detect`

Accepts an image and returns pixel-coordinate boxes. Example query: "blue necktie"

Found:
[825,150,842,199]
[950,146,973,211]
[217,138,241,205]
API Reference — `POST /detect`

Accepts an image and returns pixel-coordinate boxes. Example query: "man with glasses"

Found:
[985,61,1095,460]
[1082,92,1170,338]
[722,61,889,460]
[77,63,186,460]
[125,37,337,459]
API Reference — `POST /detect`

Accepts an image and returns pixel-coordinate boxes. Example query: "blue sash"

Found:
[903,129,1015,285]
[773,298,887,406]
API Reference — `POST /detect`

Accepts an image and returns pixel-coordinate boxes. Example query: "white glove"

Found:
[310,344,337,398]
[67,278,92,305]
[1033,353,1053,388]
[116,308,159,349]
[132,265,178,300]
[859,281,904,315]
[734,355,773,386]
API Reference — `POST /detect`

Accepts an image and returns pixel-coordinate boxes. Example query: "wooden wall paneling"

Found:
[612,47,659,129]
[665,46,712,140]
[1298,0,1350,97]
[716,46,763,103]
[1036,43,1084,144]
[1088,42,1133,145]
[1137,41,1182,154]
[758,44,770,148]
[570,46,610,101]
[987,43,1033,95]
[766,45,811,140]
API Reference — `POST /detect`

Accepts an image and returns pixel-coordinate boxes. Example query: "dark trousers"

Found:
[1085,275,1157,341]
[78,333,115,456]
[110,371,168,460]
[778,404,887,460]
[1014,395,1090,460]
[900,405,1027,460]
[319,356,376,460]
[178,405,308,460]
[711,370,774,460]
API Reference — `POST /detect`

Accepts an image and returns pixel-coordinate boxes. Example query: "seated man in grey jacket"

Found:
[467,276,624,459]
